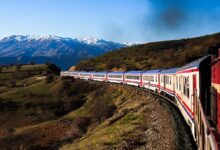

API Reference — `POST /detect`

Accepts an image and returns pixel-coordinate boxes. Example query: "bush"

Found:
[90,95,116,124]
[46,64,61,75]
[46,74,56,83]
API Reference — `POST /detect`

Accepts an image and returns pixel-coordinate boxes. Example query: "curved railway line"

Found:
[61,45,220,149]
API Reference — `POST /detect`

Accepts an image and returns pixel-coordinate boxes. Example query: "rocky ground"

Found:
[61,84,196,150]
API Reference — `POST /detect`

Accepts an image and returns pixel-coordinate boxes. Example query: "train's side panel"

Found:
[92,74,107,81]
[175,69,200,139]
[107,77,124,83]
[160,74,175,96]
[107,72,124,84]
[124,74,142,87]
[142,74,159,92]
[211,54,220,133]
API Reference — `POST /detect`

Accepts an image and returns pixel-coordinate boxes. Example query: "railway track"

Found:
[90,80,197,149]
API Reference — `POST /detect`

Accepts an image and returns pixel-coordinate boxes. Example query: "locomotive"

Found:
[61,46,220,150]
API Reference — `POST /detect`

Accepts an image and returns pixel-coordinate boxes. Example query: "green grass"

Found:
[1,64,47,73]
[61,113,143,150]
[0,81,52,103]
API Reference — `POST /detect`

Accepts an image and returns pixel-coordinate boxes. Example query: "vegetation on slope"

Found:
[76,32,220,71]
[0,65,195,149]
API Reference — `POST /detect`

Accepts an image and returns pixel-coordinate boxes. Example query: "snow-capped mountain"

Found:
[0,35,128,70]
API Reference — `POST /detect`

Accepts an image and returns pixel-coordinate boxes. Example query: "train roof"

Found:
[93,71,108,74]
[79,71,93,74]
[69,71,80,73]
[142,69,162,74]
[177,55,209,72]
[160,68,178,74]
[107,71,124,75]
[124,71,144,75]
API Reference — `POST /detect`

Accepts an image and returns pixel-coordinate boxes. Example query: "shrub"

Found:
[46,64,61,75]
[46,74,56,83]
[90,95,116,124]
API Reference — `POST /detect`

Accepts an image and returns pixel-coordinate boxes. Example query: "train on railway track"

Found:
[61,45,220,150]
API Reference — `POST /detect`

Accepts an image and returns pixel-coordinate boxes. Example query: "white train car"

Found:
[68,71,80,78]
[160,68,178,96]
[92,72,108,81]
[107,72,124,84]
[175,56,210,140]
[124,71,143,87]
[78,72,92,80]
[142,70,161,92]
[60,71,71,77]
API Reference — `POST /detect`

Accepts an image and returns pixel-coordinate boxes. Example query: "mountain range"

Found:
[0,35,129,70]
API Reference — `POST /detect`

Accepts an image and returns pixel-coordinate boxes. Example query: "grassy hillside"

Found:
[76,32,220,71]
[0,66,195,149]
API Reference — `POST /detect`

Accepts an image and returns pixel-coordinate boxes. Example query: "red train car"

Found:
[209,45,220,134]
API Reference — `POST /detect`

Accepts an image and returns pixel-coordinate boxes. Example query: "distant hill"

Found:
[76,33,220,71]
[0,35,127,70]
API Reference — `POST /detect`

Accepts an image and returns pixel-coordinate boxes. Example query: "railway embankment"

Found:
[0,73,196,149]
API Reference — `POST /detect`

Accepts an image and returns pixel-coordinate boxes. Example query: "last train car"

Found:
[60,71,70,77]
[175,56,211,141]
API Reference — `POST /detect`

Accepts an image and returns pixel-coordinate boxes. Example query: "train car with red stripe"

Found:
[68,71,80,78]
[160,68,178,96]
[124,71,143,87]
[79,71,93,80]
[208,45,220,149]
[142,69,161,92]
[92,72,108,81]
[60,71,71,77]
[107,72,124,84]
[175,56,211,140]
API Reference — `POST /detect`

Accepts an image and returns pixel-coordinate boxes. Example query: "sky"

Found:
[0,0,220,43]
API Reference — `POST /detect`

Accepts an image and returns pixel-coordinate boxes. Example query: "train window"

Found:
[143,76,154,82]
[183,76,190,98]
[109,75,122,78]
[80,74,90,77]
[126,75,140,80]
[176,76,178,89]
[170,76,172,85]
[186,77,190,98]
[179,76,181,91]
[94,74,105,78]
[168,76,170,84]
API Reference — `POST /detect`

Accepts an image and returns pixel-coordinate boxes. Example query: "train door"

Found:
[193,74,198,140]
[193,75,197,114]
[140,74,143,87]
[173,75,175,93]
[158,74,160,92]
[164,75,166,89]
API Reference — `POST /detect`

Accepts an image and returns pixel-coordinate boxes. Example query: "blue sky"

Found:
[0,0,220,43]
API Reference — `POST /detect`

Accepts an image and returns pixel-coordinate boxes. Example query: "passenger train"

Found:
[61,46,220,150]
